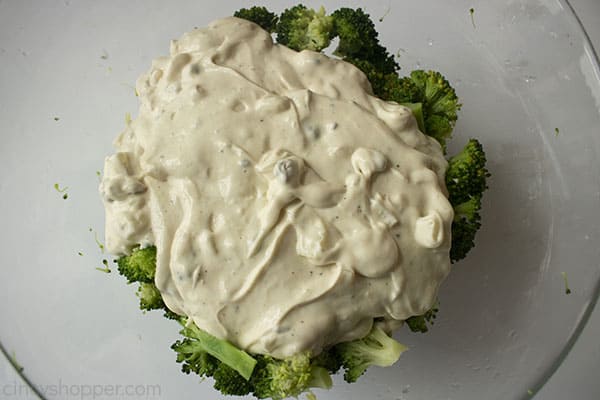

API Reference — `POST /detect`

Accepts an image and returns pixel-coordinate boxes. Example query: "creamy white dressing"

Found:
[100,17,454,358]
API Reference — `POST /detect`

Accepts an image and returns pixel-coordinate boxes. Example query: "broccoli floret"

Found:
[172,338,219,377]
[116,246,156,283]
[311,347,342,374]
[234,6,279,33]
[116,246,179,318]
[213,363,254,395]
[336,325,407,383]
[403,70,461,149]
[137,282,164,311]
[450,196,482,263]
[176,347,334,399]
[381,74,421,104]
[331,8,398,74]
[276,5,334,52]
[163,308,181,320]
[176,318,257,380]
[445,139,490,262]
[445,139,489,206]
[252,352,332,400]
[405,302,439,333]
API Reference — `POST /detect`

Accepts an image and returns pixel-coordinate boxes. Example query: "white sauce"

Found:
[100,17,454,358]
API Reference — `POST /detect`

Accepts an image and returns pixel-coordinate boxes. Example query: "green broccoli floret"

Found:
[450,196,483,263]
[213,363,254,395]
[445,139,489,206]
[137,282,164,311]
[252,352,332,400]
[311,347,342,374]
[116,246,179,318]
[234,6,279,33]
[163,308,181,320]
[405,302,439,333]
[400,70,461,149]
[445,139,490,262]
[276,5,335,52]
[331,8,398,74]
[380,73,421,104]
[336,325,407,383]
[172,338,219,377]
[176,318,257,381]
[116,246,156,283]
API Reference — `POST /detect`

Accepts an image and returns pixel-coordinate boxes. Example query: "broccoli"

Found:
[172,338,219,377]
[445,139,490,262]
[116,246,156,283]
[311,347,342,374]
[137,282,164,311]
[276,5,334,52]
[389,70,461,149]
[252,352,332,400]
[234,6,279,33]
[331,8,398,74]
[445,139,489,206]
[116,246,180,318]
[450,196,482,263]
[176,318,257,380]
[336,325,407,383]
[405,302,439,333]
[105,7,491,399]
[174,342,333,399]
[214,363,254,395]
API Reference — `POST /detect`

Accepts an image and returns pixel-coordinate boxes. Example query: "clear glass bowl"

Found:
[1,0,599,399]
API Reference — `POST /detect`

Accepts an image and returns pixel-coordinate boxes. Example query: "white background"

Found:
[1,1,599,399]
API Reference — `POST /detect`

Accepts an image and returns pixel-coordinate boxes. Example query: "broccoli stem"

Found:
[178,319,257,380]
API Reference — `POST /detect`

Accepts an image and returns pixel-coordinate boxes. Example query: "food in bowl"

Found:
[99,5,489,399]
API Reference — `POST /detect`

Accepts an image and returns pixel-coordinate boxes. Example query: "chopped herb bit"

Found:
[78,252,83,256]
[555,127,560,136]
[527,389,534,396]
[469,8,476,28]
[54,183,68,193]
[90,228,105,252]
[10,351,24,373]
[54,183,69,199]
[53,117,60,121]
[134,88,139,97]
[379,3,391,22]
[561,271,572,294]
[96,266,111,273]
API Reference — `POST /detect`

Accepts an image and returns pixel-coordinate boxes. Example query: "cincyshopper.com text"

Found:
[2,380,161,399]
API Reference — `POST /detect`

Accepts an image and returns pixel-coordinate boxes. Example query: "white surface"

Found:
[0,0,599,399]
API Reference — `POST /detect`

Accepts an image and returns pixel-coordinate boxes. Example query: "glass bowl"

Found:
[1,0,599,399]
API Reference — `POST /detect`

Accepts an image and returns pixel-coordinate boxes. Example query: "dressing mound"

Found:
[101,17,454,359]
